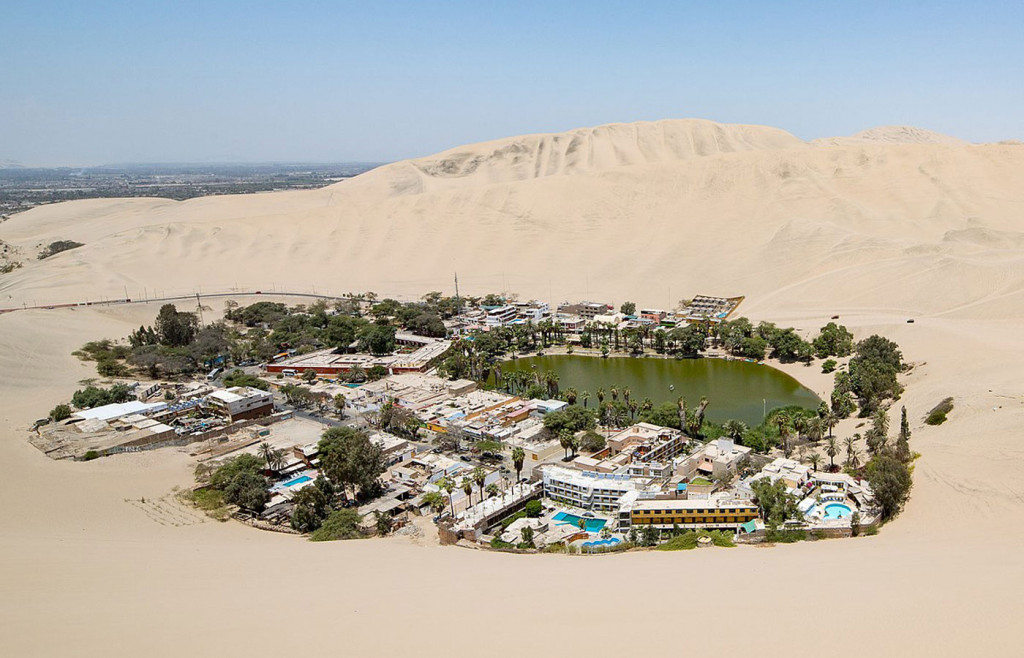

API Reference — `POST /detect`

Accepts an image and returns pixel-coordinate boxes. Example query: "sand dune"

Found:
[2,119,1024,656]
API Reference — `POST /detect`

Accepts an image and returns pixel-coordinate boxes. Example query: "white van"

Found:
[206,367,223,381]
[282,368,297,377]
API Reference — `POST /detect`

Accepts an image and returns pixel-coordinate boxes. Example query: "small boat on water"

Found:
[669,384,675,391]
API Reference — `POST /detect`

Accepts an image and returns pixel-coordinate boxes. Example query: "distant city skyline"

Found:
[2,1,1021,166]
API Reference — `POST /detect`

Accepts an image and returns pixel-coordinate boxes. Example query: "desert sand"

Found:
[1,119,1023,656]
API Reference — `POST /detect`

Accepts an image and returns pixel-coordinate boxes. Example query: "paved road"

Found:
[0,289,354,315]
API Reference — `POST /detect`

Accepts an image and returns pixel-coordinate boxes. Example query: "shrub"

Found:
[924,397,954,425]
[490,537,515,549]
[524,499,543,518]
[310,509,363,541]
[222,369,270,391]
[500,510,527,529]
[38,240,84,259]
[764,529,806,543]
[49,404,72,422]
[821,359,838,374]
[707,530,735,547]
[82,450,100,461]
[656,531,698,551]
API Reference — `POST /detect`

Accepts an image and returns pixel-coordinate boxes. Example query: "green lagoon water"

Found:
[504,355,819,426]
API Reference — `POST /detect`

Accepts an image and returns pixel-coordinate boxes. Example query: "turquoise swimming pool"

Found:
[553,511,606,533]
[823,503,852,519]
[283,474,313,488]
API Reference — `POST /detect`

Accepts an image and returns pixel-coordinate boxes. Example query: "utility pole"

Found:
[195,292,205,326]
[454,272,461,316]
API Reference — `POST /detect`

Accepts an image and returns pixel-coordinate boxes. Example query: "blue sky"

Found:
[1,1,1021,164]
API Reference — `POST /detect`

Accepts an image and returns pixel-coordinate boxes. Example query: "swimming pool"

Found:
[822,503,852,519]
[553,512,606,533]
[283,475,313,488]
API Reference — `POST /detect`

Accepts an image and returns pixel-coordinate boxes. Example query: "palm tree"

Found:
[806,417,824,443]
[596,388,605,406]
[807,453,823,472]
[472,467,487,504]
[558,429,574,459]
[622,387,631,405]
[511,446,525,483]
[844,435,862,469]
[258,441,285,474]
[641,397,653,414]
[581,391,591,408]
[333,393,347,419]
[486,483,500,500]
[724,419,748,441]
[824,436,840,470]
[773,411,791,457]
[439,477,456,517]
[824,410,839,438]
[565,387,578,405]
[461,477,474,508]
[610,386,618,402]
[422,491,446,519]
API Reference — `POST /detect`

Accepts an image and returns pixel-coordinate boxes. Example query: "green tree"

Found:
[581,430,606,453]
[310,508,362,541]
[750,477,799,528]
[318,426,385,501]
[375,511,393,535]
[154,304,199,347]
[302,368,317,383]
[461,477,474,507]
[291,484,330,532]
[813,322,855,358]
[542,406,596,435]
[867,454,912,520]
[357,323,397,356]
[620,301,636,315]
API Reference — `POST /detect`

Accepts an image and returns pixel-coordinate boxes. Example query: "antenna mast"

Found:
[195,292,205,326]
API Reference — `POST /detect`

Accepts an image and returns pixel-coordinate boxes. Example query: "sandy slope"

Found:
[2,120,1024,656]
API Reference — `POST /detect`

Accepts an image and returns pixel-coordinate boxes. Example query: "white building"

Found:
[484,305,518,327]
[540,465,640,512]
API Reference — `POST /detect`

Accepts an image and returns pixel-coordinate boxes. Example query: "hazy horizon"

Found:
[2,1,1022,166]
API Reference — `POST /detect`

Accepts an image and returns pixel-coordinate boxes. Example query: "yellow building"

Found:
[622,498,758,530]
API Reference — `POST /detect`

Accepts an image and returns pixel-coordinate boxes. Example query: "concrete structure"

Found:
[557,301,610,320]
[677,438,752,481]
[680,295,744,323]
[205,386,275,421]
[540,465,640,512]
[607,423,690,465]
[512,301,550,322]
[265,336,451,376]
